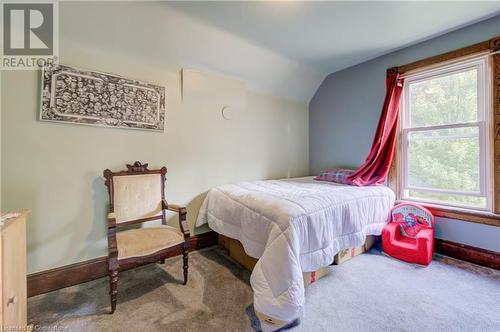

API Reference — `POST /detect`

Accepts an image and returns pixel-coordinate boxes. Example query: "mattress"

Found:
[196,176,395,329]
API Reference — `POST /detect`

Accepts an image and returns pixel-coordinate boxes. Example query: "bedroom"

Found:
[1,1,499,331]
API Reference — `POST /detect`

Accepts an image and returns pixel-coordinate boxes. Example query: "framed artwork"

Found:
[40,64,166,131]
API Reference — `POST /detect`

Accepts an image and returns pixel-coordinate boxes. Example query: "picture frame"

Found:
[40,64,166,131]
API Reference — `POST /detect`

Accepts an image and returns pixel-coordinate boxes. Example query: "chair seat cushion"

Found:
[117,225,185,260]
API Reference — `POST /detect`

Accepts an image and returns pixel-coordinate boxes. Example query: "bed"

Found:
[196,176,395,330]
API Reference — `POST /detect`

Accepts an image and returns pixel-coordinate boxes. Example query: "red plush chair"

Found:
[382,203,435,266]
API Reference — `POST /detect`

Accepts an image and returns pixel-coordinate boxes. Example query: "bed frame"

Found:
[218,234,377,271]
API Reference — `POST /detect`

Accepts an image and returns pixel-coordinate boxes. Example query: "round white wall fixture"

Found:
[221,106,233,120]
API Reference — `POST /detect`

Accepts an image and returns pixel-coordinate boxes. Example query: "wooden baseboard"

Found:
[28,232,498,297]
[27,231,218,297]
[435,239,500,270]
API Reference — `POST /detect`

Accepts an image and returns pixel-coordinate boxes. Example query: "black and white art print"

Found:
[40,64,166,131]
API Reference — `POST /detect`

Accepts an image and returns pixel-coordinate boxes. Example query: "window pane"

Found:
[409,68,478,127]
[407,127,480,192]
[407,190,486,209]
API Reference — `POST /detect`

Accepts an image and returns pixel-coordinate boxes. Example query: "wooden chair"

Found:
[103,161,190,314]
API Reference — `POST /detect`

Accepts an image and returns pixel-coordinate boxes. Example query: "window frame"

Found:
[399,57,492,211]
[387,36,500,227]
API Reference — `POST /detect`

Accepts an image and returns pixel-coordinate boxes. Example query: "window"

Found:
[401,57,491,211]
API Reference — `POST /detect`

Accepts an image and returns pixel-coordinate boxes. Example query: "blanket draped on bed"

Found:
[196,177,395,329]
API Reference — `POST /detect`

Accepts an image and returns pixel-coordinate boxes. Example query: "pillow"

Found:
[314,169,354,185]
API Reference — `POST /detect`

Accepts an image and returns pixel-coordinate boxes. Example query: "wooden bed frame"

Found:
[218,234,377,271]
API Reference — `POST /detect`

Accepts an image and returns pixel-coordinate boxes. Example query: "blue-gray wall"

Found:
[309,15,500,252]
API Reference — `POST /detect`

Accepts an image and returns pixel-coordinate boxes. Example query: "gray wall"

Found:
[309,15,500,252]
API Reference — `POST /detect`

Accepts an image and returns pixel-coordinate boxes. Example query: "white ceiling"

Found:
[167,1,500,74]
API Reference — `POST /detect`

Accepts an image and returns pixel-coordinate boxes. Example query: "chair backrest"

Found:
[104,161,167,226]
[391,203,434,227]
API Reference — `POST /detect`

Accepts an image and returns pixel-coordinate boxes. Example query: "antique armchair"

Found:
[103,161,190,314]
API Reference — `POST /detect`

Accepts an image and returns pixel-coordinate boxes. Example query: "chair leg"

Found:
[109,269,118,314]
[183,248,189,285]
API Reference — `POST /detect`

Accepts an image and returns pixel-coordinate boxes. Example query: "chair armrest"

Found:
[415,228,434,255]
[167,204,186,213]
[416,228,434,245]
[416,228,433,239]
[162,199,186,214]
[383,222,401,241]
[162,200,190,238]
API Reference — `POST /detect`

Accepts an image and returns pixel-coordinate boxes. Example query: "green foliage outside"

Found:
[406,68,486,208]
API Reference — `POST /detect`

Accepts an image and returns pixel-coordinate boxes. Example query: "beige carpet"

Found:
[28,247,500,332]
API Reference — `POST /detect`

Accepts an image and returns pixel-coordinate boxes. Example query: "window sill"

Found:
[395,200,500,227]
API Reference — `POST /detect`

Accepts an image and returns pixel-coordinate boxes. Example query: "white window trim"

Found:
[400,56,492,212]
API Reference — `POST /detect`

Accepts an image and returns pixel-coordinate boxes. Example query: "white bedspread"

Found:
[196,177,395,327]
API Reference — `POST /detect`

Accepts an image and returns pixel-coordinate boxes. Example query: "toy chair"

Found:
[382,203,434,266]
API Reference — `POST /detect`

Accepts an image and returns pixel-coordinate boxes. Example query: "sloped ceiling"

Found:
[167,1,500,74]
[60,2,500,103]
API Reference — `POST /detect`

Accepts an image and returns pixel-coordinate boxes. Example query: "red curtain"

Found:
[347,73,404,186]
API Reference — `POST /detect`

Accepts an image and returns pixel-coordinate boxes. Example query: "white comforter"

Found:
[196,177,395,326]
